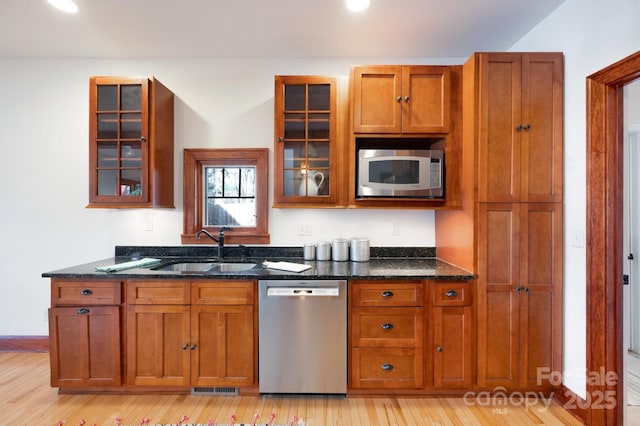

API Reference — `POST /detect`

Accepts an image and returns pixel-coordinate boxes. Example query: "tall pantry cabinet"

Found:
[435,52,563,391]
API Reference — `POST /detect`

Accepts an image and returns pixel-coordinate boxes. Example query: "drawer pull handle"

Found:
[381,291,394,298]
[77,308,90,314]
[80,289,93,296]
[381,323,394,330]
[445,290,458,297]
[381,363,394,371]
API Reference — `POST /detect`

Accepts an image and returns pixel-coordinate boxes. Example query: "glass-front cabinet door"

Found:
[88,76,174,208]
[274,76,340,206]
[89,77,149,205]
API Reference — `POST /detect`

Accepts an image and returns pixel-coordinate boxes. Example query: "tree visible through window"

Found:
[204,166,256,227]
[182,148,269,245]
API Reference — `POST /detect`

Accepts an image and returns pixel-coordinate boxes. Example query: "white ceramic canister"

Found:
[316,241,332,261]
[332,238,349,261]
[350,238,370,262]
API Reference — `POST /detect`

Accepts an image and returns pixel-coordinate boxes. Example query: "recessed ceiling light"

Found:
[346,0,370,12]
[47,0,79,14]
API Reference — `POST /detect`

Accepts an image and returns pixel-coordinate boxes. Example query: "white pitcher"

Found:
[299,171,324,196]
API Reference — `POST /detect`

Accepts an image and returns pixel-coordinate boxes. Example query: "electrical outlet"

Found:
[391,222,400,236]
[298,223,312,236]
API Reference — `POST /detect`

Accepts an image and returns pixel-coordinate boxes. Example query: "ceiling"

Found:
[0,0,565,59]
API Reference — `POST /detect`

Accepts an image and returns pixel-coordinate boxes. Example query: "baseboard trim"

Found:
[0,336,49,352]
[554,385,587,424]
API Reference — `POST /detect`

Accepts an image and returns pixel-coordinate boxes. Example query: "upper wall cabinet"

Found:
[273,76,349,208]
[472,53,564,203]
[88,76,174,208]
[351,66,451,134]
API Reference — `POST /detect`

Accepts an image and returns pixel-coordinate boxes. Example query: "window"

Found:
[182,148,269,245]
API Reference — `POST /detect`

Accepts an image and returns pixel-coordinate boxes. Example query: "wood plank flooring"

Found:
[0,352,584,425]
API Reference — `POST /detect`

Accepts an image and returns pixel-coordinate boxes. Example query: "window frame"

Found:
[182,148,270,245]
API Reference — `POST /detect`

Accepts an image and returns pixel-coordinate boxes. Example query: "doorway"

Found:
[586,51,640,425]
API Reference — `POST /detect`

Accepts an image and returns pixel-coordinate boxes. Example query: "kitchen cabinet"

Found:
[473,53,563,203]
[48,279,123,388]
[351,65,451,134]
[430,281,473,389]
[349,281,424,390]
[435,52,563,392]
[273,75,349,207]
[476,203,562,390]
[126,280,256,388]
[88,76,174,208]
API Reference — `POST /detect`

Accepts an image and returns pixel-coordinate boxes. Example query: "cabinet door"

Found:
[352,66,402,133]
[274,76,341,206]
[432,305,472,389]
[518,202,563,389]
[49,306,121,388]
[191,305,255,387]
[401,66,451,133]
[89,77,150,205]
[476,203,521,388]
[477,53,563,203]
[520,54,563,203]
[126,304,191,387]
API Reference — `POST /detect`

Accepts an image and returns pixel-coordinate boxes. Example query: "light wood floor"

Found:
[0,352,584,425]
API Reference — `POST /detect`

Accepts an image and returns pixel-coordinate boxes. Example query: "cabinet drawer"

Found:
[127,280,190,304]
[351,307,423,347]
[431,282,472,306]
[192,281,255,305]
[351,348,424,389]
[351,281,424,307]
[52,280,122,306]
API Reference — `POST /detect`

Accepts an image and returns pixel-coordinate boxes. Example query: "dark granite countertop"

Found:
[42,246,474,281]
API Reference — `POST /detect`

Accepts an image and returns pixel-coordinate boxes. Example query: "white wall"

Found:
[0,57,462,336]
[509,0,640,398]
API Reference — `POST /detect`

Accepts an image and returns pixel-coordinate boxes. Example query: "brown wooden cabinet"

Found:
[351,66,451,134]
[126,280,256,389]
[435,52,563,392]
[273,75,349,208]
[88,76,174,208]
[430,281,473,389]
[48,279,123,388]
[473,53,563,203]
[476,203,562,390]
[349,281,424,390]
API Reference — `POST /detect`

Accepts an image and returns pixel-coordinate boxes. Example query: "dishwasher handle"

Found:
[266,286,340,297]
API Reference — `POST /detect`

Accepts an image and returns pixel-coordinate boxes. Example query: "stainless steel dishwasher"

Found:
[258,279,347,394]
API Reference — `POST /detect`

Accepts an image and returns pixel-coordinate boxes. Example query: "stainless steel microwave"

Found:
[357,149,444,198]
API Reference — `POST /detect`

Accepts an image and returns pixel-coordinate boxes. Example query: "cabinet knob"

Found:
[77,308,90,314]
[381,363,394,371]
[381,291,394,298]
[277,136,283,142]
[182,344,189,350]
[381,323,394,330]
[396,96,402,102]
[404,96,410,102]
[516,125,523,132]
[190,344,196,350]
[140,136,146,142]
[523,124,531,131]
[80,289,93,296]
[445,290,458,297]
[436,345,443,352]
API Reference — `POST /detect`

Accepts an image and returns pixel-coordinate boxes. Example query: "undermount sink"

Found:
[152,260,257,273]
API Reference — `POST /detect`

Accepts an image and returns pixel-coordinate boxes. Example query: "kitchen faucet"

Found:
[195,227,231,259]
